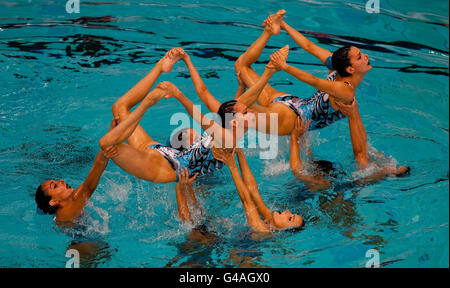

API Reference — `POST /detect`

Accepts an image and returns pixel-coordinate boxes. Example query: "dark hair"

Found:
[332,45,352,77]
[282,220,306,233]
[35,184,58,215]
[313,160,346,178]
[217,100,238,128]
[313,160,334,175]
[272,210,306,233]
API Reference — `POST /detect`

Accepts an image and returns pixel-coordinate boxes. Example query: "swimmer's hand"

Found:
[100,117,120,159]
[177,47,189,61]
[178,168,198,185]
[291,116,310,138]
[107,116,120,130]
[211,147,236,167]
[101,145,118,159]
[334,98,357,119]
[268,46,289,71]
[156,81,182,99]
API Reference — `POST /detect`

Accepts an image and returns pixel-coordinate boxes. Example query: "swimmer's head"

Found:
[332,46,372,77]
[313,160,345,178]
[169,128,200,151]
[217,100,256,130]
[35,179,75,215]
[271,210,303,230]
[396,165,411,176]
[391,165,411,177]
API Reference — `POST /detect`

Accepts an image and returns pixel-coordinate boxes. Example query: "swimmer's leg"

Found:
[112,48,183,150]
[238,10,286,67]
[101,88,167,151]
[100,88,177,182]
[235,11,288,106]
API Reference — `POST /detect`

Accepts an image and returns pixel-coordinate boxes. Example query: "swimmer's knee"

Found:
[112,101,129,120]
[235,54,246,71]
[236,54,252,70]
[112,101,123,116]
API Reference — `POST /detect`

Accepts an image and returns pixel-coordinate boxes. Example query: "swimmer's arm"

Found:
[236,67,276,107]
[182,55,222,113]
[235,149,272,222]
[282,65,354,104]
[234,84,246,100]
[281,21,332,65]
[174,91,234,147]
[175,169,198,223]
[99,93,157,148]
[176,182,191,223]
[186,185,198,206]
[349,116,369,169]
[228,161,270,233]
[290,132,303,172]
[76,151,109,204]
[290,131,331,191]
[337,101,369,169]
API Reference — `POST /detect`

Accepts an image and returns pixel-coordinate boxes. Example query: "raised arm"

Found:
[334,100,369,169]
[270,51,354,104]
[280,21,332,65]
[290,117,331,191]
[234,149,272,222]
[158,82,234,148]
[76,151,109,203]
[235,46,287,107]
[212,148,270,233]
[334,100,410,180]
[181,51,222,113]
[236,65,277,107]
[175,168,198,223]
[66,118,118,220]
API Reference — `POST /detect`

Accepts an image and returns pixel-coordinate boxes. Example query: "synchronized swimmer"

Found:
[35,9,409,235]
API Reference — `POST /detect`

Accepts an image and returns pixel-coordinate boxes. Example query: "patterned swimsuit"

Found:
[273,71,352,130]
[148,134,224,180]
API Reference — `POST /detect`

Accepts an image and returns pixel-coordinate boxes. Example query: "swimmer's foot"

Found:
[145,88,165,105]
[262,10,286,35]
[156,81,181,99]
[267,45,289,71]
[161,47,185,73]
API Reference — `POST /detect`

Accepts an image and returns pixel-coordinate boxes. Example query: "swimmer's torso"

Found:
[272,71,347,130]
[148,134,224,179]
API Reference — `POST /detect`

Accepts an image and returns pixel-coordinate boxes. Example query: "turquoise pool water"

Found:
[0,0,448,268]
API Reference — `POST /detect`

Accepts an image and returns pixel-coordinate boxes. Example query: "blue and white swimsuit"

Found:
[272,71,351,130]
[148,134,224,180]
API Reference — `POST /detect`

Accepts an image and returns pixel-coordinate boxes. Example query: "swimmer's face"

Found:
[272,210,303,229]
[231,102,256,130]
[41,179,74,207]
[348,46,372,75]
